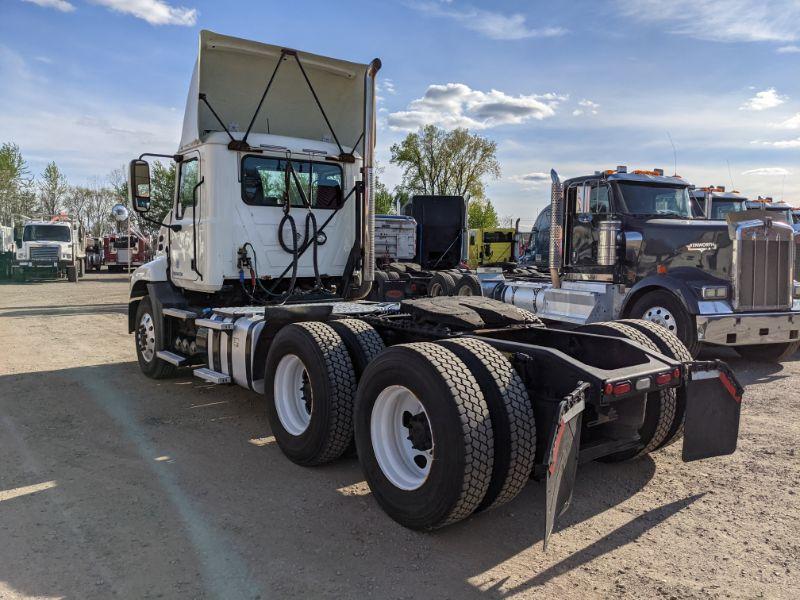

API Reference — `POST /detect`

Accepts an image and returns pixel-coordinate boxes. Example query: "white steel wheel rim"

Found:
[137,313,156,362]
[274,354,313,436]
[429,282,443,296]
[456,284,473,296]
[643,306,677,333]
[371,385,434,491]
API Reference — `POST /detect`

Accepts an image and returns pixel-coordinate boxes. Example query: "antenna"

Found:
[726,160,735,190]
[781,174,786,203]
[666,132,677,175]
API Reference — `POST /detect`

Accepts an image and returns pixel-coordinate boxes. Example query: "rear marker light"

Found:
[672,368,681,380]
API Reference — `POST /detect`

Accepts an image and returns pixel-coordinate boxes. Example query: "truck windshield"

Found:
[23,225,71,242]
[616,183,692,218]
[241,156,344,209]
[710,200,746,220]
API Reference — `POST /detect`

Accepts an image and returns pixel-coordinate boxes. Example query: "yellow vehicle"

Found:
[467,227,516,268]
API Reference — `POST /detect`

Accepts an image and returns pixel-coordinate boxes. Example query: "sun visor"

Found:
[180,30,370,152]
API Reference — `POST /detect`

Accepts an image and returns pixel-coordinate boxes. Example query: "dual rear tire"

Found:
[263,320,537,530]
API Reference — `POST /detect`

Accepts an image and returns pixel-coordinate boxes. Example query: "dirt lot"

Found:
[0,273,798,599]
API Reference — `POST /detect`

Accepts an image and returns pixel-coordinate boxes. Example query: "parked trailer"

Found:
[125,32,742,544]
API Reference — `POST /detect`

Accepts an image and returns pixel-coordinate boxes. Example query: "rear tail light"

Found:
[604,381,632,396]
[656,372,672,385]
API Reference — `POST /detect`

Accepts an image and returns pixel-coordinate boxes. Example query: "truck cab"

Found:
[467,227,516,268]
[12,218,85,281]
[484,167,800,360]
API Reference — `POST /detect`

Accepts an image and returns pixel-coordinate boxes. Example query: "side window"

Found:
[178,158,199,213]
[590,184,610,215]
[241,156,343,209]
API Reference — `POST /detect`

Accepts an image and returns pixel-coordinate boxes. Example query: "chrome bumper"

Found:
[696,311,800,346]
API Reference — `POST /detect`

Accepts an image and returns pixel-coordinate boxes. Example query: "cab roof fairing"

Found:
[180,31,372,155]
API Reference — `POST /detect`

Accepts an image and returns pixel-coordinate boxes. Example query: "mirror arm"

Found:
[139,152,183,162]
[138,213,181,232]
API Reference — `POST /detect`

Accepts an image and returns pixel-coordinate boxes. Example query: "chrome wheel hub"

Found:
[137,313,156,362]
[642,306,677,333]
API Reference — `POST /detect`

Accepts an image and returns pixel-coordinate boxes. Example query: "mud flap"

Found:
[544,382,588,551]
[682,360,743,462]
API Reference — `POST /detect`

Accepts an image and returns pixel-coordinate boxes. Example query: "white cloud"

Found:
[753,137,800,148]
[774,113,800,129]
[21,0,75,12]
[379,79,396,95]
[742,167,791,176]
[618,0,800,43]
[409,1,565,40]
[90,0,197,26]
[387,83,564,131]
[740,88,787,111]
[777,45,800,53]
[573,99,599,116]
[511,172,550,189]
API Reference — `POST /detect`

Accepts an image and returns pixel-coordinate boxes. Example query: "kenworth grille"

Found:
[732,218,794,311]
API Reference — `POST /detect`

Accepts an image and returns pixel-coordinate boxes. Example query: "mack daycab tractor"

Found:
[125,32,743,542]
[480,168,800,361]
[11,216,86,281]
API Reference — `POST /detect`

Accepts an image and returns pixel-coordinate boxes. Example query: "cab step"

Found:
[193,367,231,384]
[163,307,197,320]
[195,318,234,331]
[156,350,187,366]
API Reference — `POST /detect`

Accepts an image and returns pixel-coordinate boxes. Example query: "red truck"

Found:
[103,230,150,272]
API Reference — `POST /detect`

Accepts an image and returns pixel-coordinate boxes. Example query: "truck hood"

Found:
[181,30,372,152]
[625,217,733,281]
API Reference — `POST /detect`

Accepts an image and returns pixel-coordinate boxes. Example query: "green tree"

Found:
[0,142,35,225]
[37,161,69,216]
[468,198,499,229]
[390,125,500,202]
[374,178,394,215]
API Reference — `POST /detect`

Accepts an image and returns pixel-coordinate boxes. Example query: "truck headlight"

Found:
[701,285,728,300]
[61,252,71,259]
[793,282,800,299]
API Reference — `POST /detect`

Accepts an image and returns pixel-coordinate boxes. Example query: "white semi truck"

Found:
[125,31,743,543]
[12,217,86,281]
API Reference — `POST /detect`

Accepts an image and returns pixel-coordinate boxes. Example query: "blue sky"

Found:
[1,0,799,224]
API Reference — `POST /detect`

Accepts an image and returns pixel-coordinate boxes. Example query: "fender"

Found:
[127,256,185,333]
[621,269,722,317]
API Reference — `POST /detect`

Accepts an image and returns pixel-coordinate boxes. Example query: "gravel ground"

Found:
[0,273,798,599]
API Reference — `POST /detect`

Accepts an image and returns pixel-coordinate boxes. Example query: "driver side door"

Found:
[569,181,611,267]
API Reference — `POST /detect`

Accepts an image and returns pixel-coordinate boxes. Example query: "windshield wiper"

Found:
[632,212,687,218]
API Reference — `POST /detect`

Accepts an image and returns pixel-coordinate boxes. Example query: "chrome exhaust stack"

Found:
[361,58,382,289]
[549,169,564,288]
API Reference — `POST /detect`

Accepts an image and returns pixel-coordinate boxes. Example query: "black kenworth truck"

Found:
[483,167,800,360]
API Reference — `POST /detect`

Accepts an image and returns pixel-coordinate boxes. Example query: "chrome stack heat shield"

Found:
[549,169,564,288]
